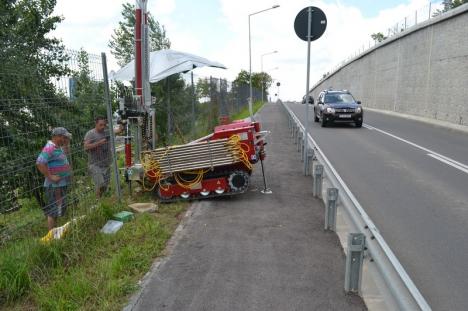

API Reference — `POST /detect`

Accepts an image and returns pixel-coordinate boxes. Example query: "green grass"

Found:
[0,196,187,310]
[231,100,264,121]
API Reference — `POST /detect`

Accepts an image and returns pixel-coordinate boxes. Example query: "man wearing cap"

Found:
[36,127,72,230]
[84,116,120,198]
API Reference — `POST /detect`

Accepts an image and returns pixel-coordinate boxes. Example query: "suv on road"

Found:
[314,89,363,127]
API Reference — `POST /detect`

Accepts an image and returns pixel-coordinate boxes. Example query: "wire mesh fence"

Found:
[148,72,261,146]
[0,49,113,246]
[0,48,264,247]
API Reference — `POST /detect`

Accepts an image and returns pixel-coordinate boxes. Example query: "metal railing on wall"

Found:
[319,1,446,85]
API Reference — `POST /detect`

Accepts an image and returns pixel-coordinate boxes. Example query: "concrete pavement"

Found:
[126,103,366,311]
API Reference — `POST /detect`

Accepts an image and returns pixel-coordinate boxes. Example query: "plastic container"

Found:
[101,220,124,234]
[113,211,134,222]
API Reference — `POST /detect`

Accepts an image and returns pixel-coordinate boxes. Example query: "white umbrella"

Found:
[110,49,226,82]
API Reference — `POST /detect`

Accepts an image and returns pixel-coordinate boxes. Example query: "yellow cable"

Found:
[140,135,254,194]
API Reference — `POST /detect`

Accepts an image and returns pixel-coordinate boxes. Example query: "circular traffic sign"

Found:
[294,6,327,42]
[276,82,281,87]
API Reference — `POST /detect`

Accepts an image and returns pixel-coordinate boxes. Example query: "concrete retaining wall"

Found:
[310,4,468,126]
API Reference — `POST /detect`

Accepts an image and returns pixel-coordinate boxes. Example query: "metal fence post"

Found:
[191,71,195,140]
[345,233,366,293]
[313,164,323,198]
[101,53,122,201]
[306,148,314,176]
[325,188,338,231]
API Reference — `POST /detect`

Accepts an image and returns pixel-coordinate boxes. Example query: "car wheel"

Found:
[321,116,327,127]
[355,121,362,128]
[314,109,319,122]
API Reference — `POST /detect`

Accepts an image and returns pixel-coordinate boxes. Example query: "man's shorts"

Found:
[89,164,110,192]
[43,186,68,217]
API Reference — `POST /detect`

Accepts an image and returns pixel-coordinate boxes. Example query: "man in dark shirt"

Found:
[84,116,120,198]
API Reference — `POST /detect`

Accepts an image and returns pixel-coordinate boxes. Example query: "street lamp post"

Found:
[248,4,280,120]
[261,50,278,104]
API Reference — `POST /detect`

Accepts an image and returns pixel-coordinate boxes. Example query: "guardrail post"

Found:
[313,164,323,198]
[325,188,338,231]
[288,116,292,129]
[301,139,305,162]
[345,233,366,293]
[297,132,303,152]
[305,148,314,176]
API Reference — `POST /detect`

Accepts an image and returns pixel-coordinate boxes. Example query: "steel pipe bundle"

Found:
[142,138,243,175]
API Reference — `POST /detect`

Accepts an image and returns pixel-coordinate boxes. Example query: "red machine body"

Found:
[156,120,266,201]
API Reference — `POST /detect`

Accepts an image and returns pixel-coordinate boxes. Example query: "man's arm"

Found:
[84,138,107,151]
[36,163,60,182]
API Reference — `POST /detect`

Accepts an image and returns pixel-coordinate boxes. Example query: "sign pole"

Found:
[304,7,312,175]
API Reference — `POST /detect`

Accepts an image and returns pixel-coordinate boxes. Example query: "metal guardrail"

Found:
[281,102,431,311]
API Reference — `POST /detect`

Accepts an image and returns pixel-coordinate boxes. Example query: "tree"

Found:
[452,0,468,8]
[433,0,468,16]
[196,77,211,99]
[233,70,271,91]
[72,49,107,120]
[233,70,251,86]
[252,72,273,93]
[109,2,171,66]
[232,70,272,103]
[371,32,387,43]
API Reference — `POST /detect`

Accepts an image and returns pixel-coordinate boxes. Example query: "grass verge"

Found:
[1,196,187,310]
[231,100,264,121]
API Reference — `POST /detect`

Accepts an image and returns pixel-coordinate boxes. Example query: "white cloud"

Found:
[214,0,441,101]
[51,0,439,101]
[150,0,176,15]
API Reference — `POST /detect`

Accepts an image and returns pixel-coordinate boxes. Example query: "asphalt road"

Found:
[287,102,468,311]
[127,103,366,311]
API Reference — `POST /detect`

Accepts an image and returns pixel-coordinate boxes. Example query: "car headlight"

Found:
[326,107,335,113]
[355,107,362,113]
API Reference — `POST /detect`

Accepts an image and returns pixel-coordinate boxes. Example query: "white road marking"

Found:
[427,154,468,175]
[364,123,468,175]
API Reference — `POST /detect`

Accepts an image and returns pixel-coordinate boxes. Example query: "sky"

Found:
[52,0,439,101]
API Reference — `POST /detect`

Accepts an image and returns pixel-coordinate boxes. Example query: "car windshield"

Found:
[324,93,355,104]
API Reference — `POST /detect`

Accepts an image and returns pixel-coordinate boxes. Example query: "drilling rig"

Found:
[118,0,269,201]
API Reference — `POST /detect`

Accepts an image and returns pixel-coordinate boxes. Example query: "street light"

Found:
[261,50,278,104]
[248,4,280,120]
